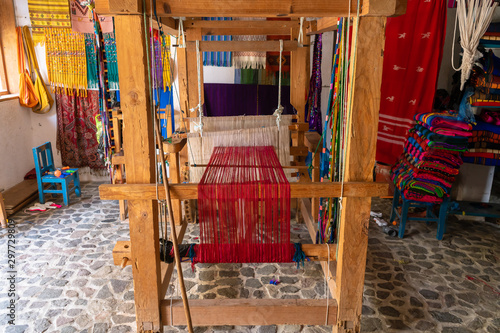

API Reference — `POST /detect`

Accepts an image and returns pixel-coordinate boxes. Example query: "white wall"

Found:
[0,99,34,190]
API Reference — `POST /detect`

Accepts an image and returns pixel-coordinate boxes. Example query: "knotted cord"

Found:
[451,0,497,90]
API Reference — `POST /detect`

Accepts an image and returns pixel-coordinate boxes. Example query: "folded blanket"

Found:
[469,133,500,144]
[462,156,500,166]
[413,124,469,144]
[417,121,472,137]
[472,119,500,135]
[414,111,472,131]
[468,141,500,150]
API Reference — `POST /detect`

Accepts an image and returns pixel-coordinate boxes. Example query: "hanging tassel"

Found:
[292,243,306,269]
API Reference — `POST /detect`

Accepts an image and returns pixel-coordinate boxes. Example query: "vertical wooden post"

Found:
[177,47,189,116]
[334,17,386,333]
[0,192,7,228]
[115,14,163,332]
[169,150,182,225]
[186,28,204,117]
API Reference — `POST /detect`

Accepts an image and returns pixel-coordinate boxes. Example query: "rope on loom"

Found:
[451,0,497,90]
[273,40,284,128]
[298,17,305,47]
[191,40,204,136]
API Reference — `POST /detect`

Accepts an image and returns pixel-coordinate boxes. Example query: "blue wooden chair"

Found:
[390,187,449,240]
[32,142,81,206]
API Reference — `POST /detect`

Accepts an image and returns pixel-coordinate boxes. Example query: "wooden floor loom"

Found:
[96,1,405,332]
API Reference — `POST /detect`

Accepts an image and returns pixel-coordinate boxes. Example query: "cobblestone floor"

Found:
[0,182,499,333]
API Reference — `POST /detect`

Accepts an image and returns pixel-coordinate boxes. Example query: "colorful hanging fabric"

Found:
[103,32,119,90]
[55,90,105,169]
[233,18,266,69]
[307,34,323,134]
[161,32,171,90]
[196,146,292,263]
[376,0,447,165]
[45,28,87,95]
[70,0,113,34]
[85,34,99,90]
[28,0,72,45]
[314,18,351,244]
[202,17,232,67]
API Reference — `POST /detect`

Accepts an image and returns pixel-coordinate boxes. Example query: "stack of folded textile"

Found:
[463,109,500,166]
[480,22,500,49]
[391,111,472,203]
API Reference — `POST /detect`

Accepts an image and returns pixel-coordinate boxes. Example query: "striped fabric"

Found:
[28,0,72,45]
[202,17,232,67]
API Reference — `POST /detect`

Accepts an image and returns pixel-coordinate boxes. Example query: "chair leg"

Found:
[74,171,81,197]
[390,188,400,223]
[437,198,449,240]
[398,199,409,239]
[62,180,70,206]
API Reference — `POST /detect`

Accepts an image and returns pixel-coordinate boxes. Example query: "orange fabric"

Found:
[17,27,38,108]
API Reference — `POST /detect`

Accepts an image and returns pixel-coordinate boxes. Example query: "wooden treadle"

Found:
[3,179,39,215]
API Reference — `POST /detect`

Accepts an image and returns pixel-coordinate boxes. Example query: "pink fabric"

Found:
[70,1,113,34]
[376,0,447,165]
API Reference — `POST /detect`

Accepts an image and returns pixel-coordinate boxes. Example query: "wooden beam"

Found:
[0,0,19,94]
[115,14,162,333]
[334,17,386,333]
[155,0,380,18]
[361,0,398,16]
[184,18,299,36]
[161,299,337,326]
[177,47,189,114]
[307,17,338,35]
[185,40,298,52]
[114,241,336,265]
[99,182,390,201]
[290,46,310,122]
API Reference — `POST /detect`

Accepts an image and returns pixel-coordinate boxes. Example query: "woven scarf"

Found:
[28,0,71,45]
[202,17,232,67]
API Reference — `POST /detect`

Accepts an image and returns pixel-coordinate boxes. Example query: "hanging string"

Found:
[273,39,284,128]
[178,18,186,48]
[190,40,204,136]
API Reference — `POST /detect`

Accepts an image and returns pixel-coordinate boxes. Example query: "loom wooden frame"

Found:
[95,1,404,332]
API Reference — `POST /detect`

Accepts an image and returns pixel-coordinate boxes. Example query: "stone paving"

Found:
[0,182,499,333]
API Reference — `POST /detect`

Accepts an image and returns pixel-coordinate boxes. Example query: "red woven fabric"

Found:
[376,0,447,165]
[197,146,291,263]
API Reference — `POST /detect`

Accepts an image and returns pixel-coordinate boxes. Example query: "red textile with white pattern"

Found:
[376,0,447,165]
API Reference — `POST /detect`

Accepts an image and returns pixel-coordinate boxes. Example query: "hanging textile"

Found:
[202,17,232,67]
[233,18,266,69]
[103,32,119,90]
[266,18,291,77]
[45,28,88,95]
[306,33,323,134]
[56,90,105,169]
[28,0,71,45]
[196,146,291,263]
[161,32,172,90]
[85,34,99,90]
[375,0,447,165]
[70,0,114,34]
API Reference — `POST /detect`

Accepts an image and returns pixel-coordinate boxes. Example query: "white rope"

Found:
[191,40,204,136]
[273,40,284,128]
[324,243,332,325]
[178,18,186,48]
[452,0,497,90]
[298,17,305,47]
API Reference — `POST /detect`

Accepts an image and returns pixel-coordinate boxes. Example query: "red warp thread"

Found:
[197,146,292,263]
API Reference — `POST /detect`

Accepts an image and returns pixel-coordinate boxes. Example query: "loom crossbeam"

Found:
[113,240,337,266]
[162,299,338,326]
[98,181,390,200]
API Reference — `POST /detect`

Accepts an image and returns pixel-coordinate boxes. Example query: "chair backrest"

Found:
[32,142,55,178]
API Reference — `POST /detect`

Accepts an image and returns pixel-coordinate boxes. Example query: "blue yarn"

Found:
[292,243,306,269]
[188,245,196,270]
[458,86,475,123]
